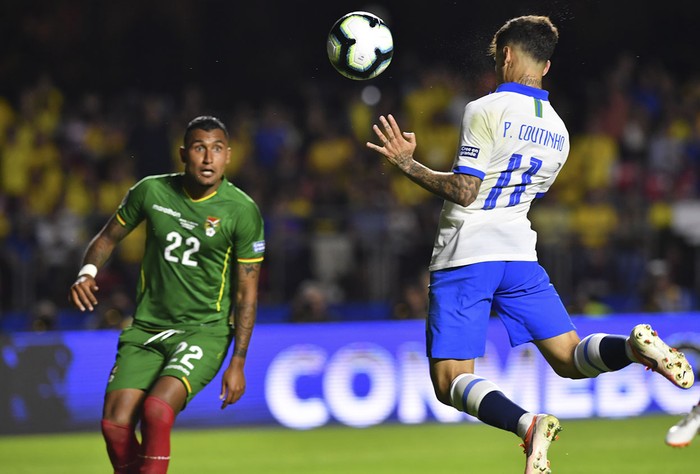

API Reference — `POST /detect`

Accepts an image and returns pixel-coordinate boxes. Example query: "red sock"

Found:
[139,396,175,474]
[101,419,140,474]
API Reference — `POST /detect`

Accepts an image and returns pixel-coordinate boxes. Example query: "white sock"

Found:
[516,412,536,440]
[574,333,612,377]
[449,373,499,416]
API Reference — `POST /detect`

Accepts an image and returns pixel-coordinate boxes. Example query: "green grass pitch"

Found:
[1,415,698,473]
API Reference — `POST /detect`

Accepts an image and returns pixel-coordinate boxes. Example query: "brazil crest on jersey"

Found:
[430,82,570,271]
[116,174,265,328]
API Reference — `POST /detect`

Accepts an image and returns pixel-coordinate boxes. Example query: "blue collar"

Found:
[496,82,549,101]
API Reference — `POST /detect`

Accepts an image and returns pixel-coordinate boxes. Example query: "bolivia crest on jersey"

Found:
[205,216,221,237]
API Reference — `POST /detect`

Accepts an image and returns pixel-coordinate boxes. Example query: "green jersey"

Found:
[116,173,265,328]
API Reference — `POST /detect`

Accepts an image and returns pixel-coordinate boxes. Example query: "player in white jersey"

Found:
[429,81,568,270]
[367,15,693,473]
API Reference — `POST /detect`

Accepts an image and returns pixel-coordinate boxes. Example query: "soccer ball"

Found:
[326,11,393,80]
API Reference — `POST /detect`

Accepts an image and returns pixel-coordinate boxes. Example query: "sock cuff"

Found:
[143,396,175,418]
[574,333,610,377]
[516,412,536,440]
[101,419,133,431]
[449,373,499,416]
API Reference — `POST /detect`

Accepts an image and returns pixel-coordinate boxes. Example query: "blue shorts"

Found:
[427,261,576,359]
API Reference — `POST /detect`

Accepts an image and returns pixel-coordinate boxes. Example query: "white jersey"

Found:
[429,82,569,272]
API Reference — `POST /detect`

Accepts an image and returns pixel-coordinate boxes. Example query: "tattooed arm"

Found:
[399,160,482,207]
[366,114,482,207]
[69,214,132,312]
[220,262,261,408]
[232,262,261,359]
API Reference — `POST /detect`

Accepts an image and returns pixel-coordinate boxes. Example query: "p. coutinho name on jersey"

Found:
[504,121,566,151]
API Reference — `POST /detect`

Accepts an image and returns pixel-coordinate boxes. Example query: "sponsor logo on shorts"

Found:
[164,364,191,376]
[459,146,479,159]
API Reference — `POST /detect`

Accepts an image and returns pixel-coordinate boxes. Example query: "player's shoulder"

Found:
[218,180,261,210]
[132,172,181,191]
[462,91,508,118]
[459,92,505,128]
[465,93,493,111]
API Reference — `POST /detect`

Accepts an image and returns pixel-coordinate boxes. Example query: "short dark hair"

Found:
[183,115,229,145]
[489,15,559,63]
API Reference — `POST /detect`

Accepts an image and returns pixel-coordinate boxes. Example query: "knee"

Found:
[432,372,473,407]
[432,383,453,406]
[141,396,176,428]
[103,391,143,426]
[429,373,454,406]
[539,338,587,379]
[429,361,476,407]
[103,411,134,427]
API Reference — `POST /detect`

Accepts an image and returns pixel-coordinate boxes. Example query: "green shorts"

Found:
[106,323,233,406]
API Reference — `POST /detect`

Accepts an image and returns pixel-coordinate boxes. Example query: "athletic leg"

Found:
[491,262,630,380]
[103,326,182,474]
[536,325,694,389]
[137,325,231,473]
[493,263,578,473]
[428,264,562,472]
[102,389,147,474]
[431,358,559,473]
[139,376,187,474]
[430,358,534,436]
[534,329,629,380]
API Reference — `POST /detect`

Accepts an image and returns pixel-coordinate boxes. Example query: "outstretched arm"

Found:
[366,114,482,207]
[69,215,131,312]
[220,262,261,409]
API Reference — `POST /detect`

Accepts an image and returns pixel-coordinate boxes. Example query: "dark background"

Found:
[2,0,697,111]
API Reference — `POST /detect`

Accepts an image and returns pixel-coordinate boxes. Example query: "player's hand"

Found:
[220,361,246,409]
[366,114,417,170]
[69,275,99,312]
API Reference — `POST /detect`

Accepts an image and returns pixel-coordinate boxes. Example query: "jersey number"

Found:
[164,231,200,267]
[483,154,542,209]
[171,342,204,370]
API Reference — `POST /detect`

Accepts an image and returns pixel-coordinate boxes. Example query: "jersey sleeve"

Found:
[233,201,265,264]
[452,101,494,180]
[115,178,148,229]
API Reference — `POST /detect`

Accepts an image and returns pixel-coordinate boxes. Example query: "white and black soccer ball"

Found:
[326,11,393,80]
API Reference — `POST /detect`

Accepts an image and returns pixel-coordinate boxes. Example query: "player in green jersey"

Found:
[69,116,265,474]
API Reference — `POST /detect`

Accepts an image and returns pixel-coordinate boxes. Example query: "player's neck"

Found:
[513,74,542,89]
[499,74,543,90]
[182,176,222,201]
[502,53,544,89]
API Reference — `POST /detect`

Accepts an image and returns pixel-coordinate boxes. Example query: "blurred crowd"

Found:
[2,50,700,330]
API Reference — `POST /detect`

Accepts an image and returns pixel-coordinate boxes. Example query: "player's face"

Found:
[180,128,231,191]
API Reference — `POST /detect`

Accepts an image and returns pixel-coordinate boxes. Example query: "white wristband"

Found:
[78,264,98,279]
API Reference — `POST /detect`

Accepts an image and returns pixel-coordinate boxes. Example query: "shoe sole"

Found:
[524,414,562,474]
[666,441,692,448]
[628,324,694,389]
